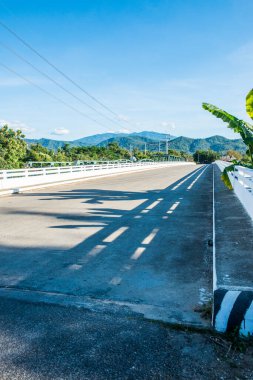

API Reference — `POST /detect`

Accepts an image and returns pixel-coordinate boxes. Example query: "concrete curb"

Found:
[0,287,211,332]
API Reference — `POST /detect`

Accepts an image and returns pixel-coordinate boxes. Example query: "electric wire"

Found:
[0,61,111,130]
[0,40,126,128]
[0,19,135,129]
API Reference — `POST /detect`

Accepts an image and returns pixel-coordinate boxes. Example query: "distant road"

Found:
[0,164,212,327]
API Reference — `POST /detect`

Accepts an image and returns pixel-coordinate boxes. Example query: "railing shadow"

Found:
[0,165,212,303]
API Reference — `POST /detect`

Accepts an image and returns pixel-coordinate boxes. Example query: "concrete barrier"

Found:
[216,161,253,220]
[0,161,195,196]
[213,163,253,336]
[228,166,253,221]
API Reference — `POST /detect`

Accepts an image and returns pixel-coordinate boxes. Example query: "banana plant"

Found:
[202,90,253,189]
[202,93,253,166]
[246,89,253,119]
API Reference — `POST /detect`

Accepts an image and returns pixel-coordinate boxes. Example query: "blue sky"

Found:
[0,0,253,140]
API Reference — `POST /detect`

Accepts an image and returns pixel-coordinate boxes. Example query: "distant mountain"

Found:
[26,138,68,150]
[169,135,246,154]
[73,132,127,146]
[131,131,176,140]
[97,135,158,149]
[25,132,246,154]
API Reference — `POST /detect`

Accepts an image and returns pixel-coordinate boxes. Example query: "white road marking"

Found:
[187,165,209,190]
[142,228,159,245]
[212,165,217,292]
[167,201,180,213]
[87,245,106,258]
[131,247,146,260]
[172,166,204,190]
[146,200,161,209]
[103,226,128,243]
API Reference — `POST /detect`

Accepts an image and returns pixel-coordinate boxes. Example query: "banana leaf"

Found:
[246,89,253,120]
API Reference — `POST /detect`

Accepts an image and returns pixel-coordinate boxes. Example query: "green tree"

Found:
[25,143,53,162]
[0,125,27,169]
[226,150,242,161]
[193,149,219,164]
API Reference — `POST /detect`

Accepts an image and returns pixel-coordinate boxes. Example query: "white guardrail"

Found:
[0,161,194,194]
[216,161,253,220]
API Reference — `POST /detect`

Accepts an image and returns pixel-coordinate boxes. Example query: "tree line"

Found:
[0,125,191,169]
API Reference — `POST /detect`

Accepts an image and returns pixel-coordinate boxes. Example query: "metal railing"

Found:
[0,160,194,194]
[0,161,162,181]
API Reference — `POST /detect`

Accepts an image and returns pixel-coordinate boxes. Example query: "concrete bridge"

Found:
[0,163,252,334]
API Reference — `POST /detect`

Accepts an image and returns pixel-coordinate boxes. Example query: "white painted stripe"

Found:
[167,201,180,213]
[79,244,106,265]
[142,228,159,245]
[146,200,161,209]
[170,201,180,211]
[131,247,146,260]
[240,300,253,336]
[212,165,217,292]
[171,166,204,190]
[110,276,122,285]
[215,291,241,332]
[187,165,209,189]
[87,245,106,257]
[103,227,128,243]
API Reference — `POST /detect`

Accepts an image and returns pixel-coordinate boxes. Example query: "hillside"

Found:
[73,132,127,146]
[97,135,158,149]
[25,132,246,154]
[169,135,246,154]
[26,138,68,150]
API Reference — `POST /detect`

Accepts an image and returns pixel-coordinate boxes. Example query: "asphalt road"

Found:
[0,164,212,327]
[1,297,253,380]
[2,164,253,380]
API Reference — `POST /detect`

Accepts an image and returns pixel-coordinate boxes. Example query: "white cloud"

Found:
[160,121,176,130]
[0,119,35,134]
[51,128,70,135]
[106,128,131,134]
[116,128,131,134]
[117,114,130,122]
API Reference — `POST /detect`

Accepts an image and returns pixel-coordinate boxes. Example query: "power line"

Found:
[0,61,111,130]
[0,40,126,129]
[0,19,134,127]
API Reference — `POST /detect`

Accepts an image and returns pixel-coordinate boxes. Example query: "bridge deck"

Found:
[0,164,212,327]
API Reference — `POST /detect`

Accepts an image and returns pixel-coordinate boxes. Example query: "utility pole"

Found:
[165,134,170,156]
[129,144,133,159]
[165,139,168,155]
[144,142,147,155]
[158,141,161,153]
